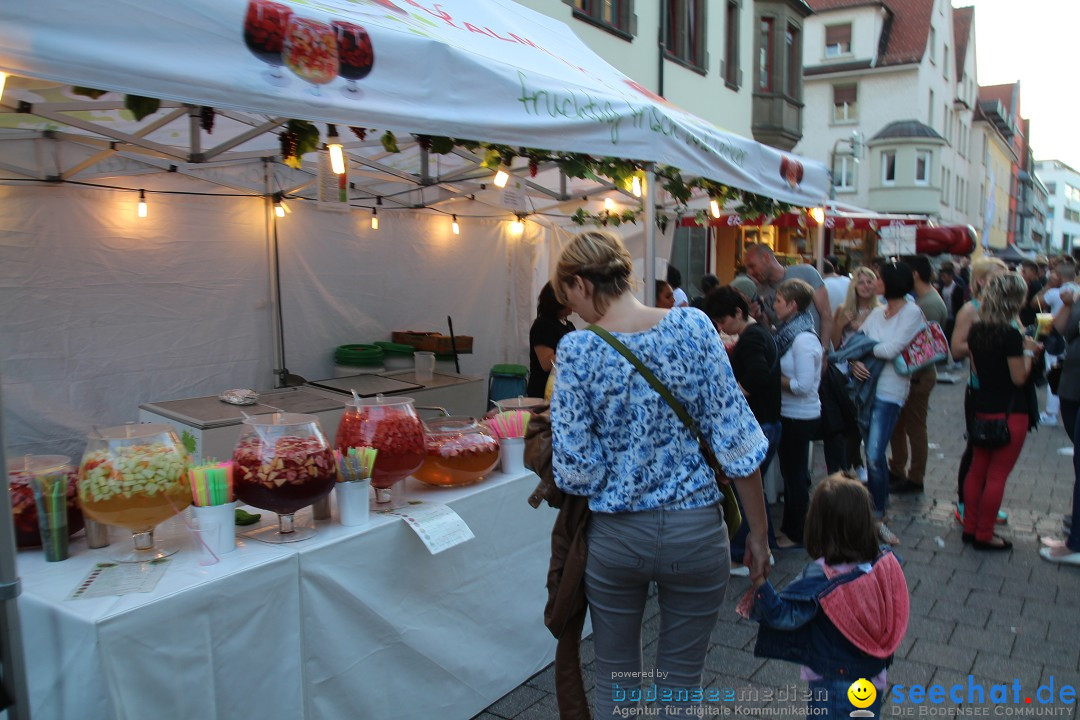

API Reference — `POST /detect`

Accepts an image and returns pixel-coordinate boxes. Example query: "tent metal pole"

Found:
[265,161,287,388]
[0,380,32,720]
[644,164,656,306]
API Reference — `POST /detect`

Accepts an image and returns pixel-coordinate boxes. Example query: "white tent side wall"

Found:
[0,183,540,459]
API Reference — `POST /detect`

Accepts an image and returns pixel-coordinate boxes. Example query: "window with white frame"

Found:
[882,151,896,185]
[944,44,949,78]
[832,84,857,122]
[665,0,707,70]
[570,0,635,36]
[928,89,934,127]
[824,23,851,57]
[723,0,740,88]
[915,149,931,185]
[929,27,936,63]
[955,176,962,207]
[833,154,857,191]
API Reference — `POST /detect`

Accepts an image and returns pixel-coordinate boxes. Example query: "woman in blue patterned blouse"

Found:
[550,231,771,718]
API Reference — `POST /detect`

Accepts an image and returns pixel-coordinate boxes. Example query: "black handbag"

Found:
[969,392,1014,449]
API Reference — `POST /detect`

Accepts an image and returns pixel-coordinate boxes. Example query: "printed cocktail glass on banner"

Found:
[243,0,294,86]
[283,17,339,96]
[331,20,374,97]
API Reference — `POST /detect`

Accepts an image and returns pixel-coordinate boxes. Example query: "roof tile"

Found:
[953,6,973,78]
[806,0,935,68]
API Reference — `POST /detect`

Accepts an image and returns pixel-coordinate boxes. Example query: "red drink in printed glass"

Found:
[243,0,294,86]
[233,413,336,542]
[336,396,425,504]
[330,20,374,96]
[283,17,339,95]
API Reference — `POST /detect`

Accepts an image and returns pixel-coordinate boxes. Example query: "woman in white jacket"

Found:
[847,261,924,544]
[773,279,822,548]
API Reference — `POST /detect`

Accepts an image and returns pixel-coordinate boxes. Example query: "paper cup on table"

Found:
[191,501,237,556]
[500,438,526,474]
[414,351,436,382]
[337,479,371,527]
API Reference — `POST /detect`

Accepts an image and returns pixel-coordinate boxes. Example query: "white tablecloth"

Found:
[16,469,556,720]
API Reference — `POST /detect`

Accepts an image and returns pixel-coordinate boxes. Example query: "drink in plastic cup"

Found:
[414,351,435,381]
[1036,312,1054,338]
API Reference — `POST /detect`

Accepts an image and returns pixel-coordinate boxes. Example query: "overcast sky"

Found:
[960,0,1079,169]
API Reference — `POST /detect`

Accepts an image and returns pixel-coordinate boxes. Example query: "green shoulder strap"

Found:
[586,325,702,442]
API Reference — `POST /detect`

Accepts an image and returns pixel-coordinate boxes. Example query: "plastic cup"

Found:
[1036,312,1054,338]
[191,501,237,558]
[415,351,436,382]
[191,527,220,566]
[336,479,371,527]
[28,467,70,562]
[499,438,526,475]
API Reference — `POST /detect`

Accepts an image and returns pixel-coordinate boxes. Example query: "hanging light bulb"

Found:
[137,189,148,218]
[709,198,721,218]
[631,175,642,197]
[371,207,379,230]
[604,197,615,211]
[274,201,285,218]
[809,207,825,224]
[326,124,345,175]
[509,216,524,236]
[494,167,510,188]
[451,214,460,235]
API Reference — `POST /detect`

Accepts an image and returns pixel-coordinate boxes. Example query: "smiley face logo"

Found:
[847,678,877,709]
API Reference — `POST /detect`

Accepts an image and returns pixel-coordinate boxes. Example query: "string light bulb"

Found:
[631,175,642,197]
[0,72,7,104]
[809,207,825,224]
[274,202,285,218]
[604,197,615,211]
[509,216,524,236]
[137,189,148,218]
[451,214,460,235]
[709,198,721,218]
[326,124,345,175]
[371,207,379,230]
[494,167,510,188]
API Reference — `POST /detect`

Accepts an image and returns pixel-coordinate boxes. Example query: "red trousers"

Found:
[963,413,1029,541]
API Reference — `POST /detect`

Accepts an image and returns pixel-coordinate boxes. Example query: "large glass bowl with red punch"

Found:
[78,424,192,562]
[335,395,425,505]
[232,413,336,542]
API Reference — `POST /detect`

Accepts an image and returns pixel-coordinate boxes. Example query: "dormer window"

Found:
[824,23,851,57]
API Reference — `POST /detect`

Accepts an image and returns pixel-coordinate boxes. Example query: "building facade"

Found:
[1035,160,1080,252]
[973,102,1015,250]
[795,0,982,230]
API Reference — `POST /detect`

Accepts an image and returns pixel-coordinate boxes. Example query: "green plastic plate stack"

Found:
[335,344,384,366]
[373,341,416,358]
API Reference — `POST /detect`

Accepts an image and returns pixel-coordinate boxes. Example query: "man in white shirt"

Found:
[822,255,850,315]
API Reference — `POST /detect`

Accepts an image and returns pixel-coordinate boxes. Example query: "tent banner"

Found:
[0,0,829,206]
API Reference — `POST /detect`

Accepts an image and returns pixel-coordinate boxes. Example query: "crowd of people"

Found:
[531,231,1080,717]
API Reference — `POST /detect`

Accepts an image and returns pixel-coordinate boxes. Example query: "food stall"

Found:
[0,0,831,716]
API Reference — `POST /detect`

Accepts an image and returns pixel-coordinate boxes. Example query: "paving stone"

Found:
[711,621,759,650]
[750,658,799,689]
[928,599,991,627]
[947,568,1005,593]
[949,624,1016,655]
[486,685,546,719]
[525,666,556,694]
[965,589,1024,614]
[887,660,938,689]
[512,694,561,720]
[970,651,1043,689]
[1011,635,1080,671]
[906,639,977,673]
[987,609,1050,639]
[1038,665,1080,695]
[703,646,765,679]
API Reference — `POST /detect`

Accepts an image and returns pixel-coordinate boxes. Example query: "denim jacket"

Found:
[828,332,885,437]
[751,549,906,681]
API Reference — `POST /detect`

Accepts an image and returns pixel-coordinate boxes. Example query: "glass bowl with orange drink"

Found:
[414,417,499,488]
[78,424,191,562]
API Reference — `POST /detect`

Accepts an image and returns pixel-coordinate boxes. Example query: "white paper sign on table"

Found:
[381,501,474,555]
[67,559,171,600]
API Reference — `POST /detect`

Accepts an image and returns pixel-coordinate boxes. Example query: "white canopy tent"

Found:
[0,1,829,715]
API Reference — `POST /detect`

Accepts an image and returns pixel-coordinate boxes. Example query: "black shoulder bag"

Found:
[587,325,742,540]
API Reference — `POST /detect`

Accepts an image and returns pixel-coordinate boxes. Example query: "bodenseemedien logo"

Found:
[849,678,878,717]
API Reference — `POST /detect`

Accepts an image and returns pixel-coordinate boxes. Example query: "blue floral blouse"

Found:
[551,308,768,513]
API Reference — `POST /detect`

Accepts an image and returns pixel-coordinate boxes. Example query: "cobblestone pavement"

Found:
[477,372,1080,719]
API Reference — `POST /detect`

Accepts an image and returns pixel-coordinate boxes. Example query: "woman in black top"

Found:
[527,282,575,398]
[705,286,780,571]
[964,272,1041,550]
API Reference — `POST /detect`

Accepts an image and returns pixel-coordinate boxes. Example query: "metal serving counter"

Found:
[139,371,486,462]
